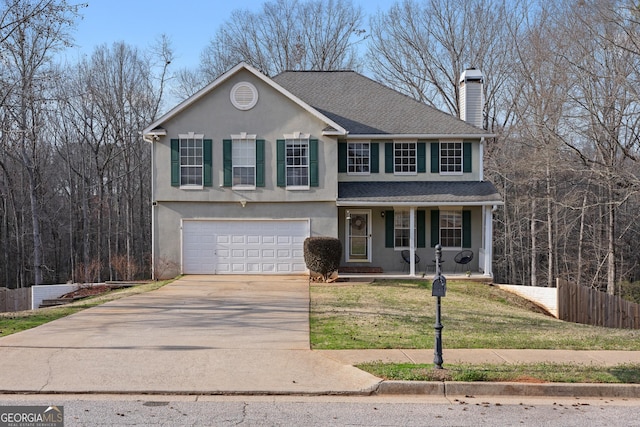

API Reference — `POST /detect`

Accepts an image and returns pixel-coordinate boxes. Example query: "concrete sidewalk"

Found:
[317,348,640,366]
[0,275,638,398]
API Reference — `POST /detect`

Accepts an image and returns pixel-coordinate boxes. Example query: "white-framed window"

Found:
[231,133,256,188]
[440,210,462,248]
[348,142,370,174]
[394,210,411,248]
[179,133,204,187]
[285,133,310,188]
[440,141,463,174]
[394,141,417,174]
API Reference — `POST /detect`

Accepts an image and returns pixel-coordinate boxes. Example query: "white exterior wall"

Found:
[459,69,484,129]
[497,284,558,318]
[31,283,104,309]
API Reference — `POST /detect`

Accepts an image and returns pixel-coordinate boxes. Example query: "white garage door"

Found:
[182,220,309,274]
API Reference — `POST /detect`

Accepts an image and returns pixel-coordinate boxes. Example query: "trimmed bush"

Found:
[303,237,342,282]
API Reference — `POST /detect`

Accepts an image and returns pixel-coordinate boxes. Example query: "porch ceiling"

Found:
[337,181,503,206]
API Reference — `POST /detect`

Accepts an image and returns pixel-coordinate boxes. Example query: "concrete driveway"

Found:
[0,276,380,394]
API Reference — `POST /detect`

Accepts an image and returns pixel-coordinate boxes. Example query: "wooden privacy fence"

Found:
[557,279,640,329]
[0,287,31,313]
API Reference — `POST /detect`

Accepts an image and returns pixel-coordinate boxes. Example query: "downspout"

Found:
[410,207,416,276]
[479,138,484,181]
[143,133,157,279]
[483,204,498,277]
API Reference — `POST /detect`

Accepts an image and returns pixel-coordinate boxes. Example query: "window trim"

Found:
[347,142,370,175]
[178,132,204,189]
[439,209,463,249]
[393,141,418,175]
[284,132,310,190]
[230,133,257,190]
[439,141,463,176]
[393,209,411,249]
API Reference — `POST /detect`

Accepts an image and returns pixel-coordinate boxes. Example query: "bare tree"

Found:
[367,0,520,131]
[0,0,82,286]
[174,0,365,99]
[52,41,165,282]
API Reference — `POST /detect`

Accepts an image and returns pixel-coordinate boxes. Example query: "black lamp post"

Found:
[432,244,446,369]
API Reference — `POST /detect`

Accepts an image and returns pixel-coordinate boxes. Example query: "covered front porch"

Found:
[336,181,503,278]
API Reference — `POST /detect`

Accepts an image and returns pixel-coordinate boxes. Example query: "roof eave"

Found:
[345,133,495,140]
[337,200,504,207]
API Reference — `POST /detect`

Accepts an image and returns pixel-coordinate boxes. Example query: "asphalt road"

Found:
[1,394,638,426]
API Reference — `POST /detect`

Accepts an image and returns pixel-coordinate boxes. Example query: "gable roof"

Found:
[273,71,491,138]
[338,181,503,206]
[143,63,348,136]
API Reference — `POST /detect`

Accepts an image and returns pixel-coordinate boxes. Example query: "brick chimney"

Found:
[459,69,484,128]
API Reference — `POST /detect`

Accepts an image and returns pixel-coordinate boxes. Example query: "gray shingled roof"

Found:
[273,71,489,136]
[338,181,502,205]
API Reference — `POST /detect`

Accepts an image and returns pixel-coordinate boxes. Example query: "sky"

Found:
[63,0,397,72]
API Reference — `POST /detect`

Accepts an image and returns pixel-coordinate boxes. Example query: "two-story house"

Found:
[143,63,502,279]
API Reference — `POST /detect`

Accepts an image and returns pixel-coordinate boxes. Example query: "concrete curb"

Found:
[376,381,640,398]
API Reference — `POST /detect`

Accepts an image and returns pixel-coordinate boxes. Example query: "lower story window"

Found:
[440,210,462,248]
[394,210,410,248]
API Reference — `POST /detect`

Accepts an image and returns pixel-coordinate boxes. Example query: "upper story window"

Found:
[348,142,370,174]
[285,133,310,188]
[179,133,204,187]
[231,133,256,189]
[440,142,462,174]
[440,210,462,248]
[432,141,471,175]
[394,142,417,174]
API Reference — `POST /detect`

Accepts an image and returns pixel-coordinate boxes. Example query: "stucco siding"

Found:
[153,200,337,278]
[153,69,337,204]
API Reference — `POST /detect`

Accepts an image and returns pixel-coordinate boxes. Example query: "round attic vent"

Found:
[230,82,258,110]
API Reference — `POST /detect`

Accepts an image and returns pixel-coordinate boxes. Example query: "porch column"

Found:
[483,205,494,277]
[410,207,416,276]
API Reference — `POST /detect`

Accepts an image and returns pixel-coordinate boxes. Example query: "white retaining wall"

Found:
[496,284,558,318]
[31,283,104,309]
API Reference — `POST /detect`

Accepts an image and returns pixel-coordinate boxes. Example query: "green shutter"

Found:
[170,139,180,186]
[385,210,395,248]
[431,210,440,247]
[370,143,379,173]
[310,139,319,187]
[256,139,265,187]
[203,139,213,187]
[385,142,394,173]
[277,139,285,187]
[417,210,426,248]
[462,210,472,248]
[223,139,232,187]
[463,142,472,173]
[431,142,439,173]
[417,142,426,173]
[338,142,347,173]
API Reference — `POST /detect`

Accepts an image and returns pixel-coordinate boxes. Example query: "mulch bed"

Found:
[60,285,118,299]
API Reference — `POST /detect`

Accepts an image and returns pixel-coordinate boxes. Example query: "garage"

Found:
[182,219,309,274]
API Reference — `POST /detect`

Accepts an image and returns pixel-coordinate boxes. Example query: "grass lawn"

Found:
[310,279,640,383]
[309,279,640,350]
[358,361,640,384]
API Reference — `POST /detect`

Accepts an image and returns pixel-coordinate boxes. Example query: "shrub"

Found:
[303,237,342,282]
